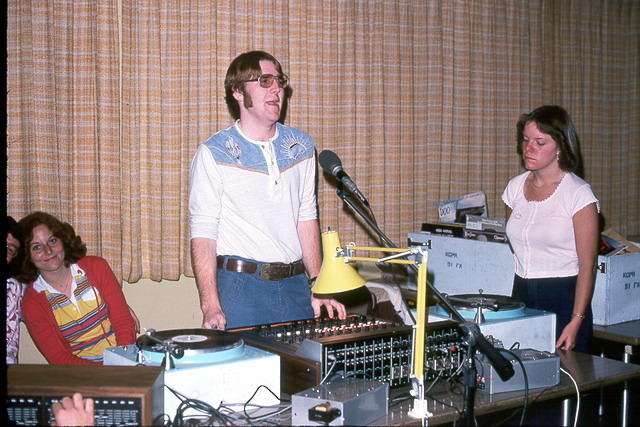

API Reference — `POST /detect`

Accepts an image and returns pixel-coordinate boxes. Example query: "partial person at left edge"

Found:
[15,212,136,364]
[6,216,26,364]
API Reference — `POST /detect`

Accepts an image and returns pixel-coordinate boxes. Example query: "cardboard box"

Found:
[592,251,640,325]
[438,191,488,223]
[421,222,465,237]
[465,215,506,233]
[463,229,509,244]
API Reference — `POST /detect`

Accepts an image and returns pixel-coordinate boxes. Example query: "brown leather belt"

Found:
[216,256,306,281]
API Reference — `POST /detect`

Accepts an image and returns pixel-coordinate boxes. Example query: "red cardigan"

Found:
[22,256,136,365]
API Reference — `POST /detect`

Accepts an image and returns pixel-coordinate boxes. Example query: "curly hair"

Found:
[16,212,87,283]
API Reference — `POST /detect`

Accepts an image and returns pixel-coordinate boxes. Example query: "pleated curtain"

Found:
[7,0,639,283]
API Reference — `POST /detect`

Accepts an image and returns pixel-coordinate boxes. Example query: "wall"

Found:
[18,276,202,364]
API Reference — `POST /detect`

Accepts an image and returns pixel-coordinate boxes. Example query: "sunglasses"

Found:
[244,73,289,89]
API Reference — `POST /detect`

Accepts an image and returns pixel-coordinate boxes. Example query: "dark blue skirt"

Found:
[512,275,593,353]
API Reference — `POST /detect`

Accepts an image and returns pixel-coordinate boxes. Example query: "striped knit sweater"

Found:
[22,256,136,365]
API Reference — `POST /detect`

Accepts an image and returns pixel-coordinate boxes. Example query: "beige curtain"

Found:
[7,1,123,274]
[8,0,639,283]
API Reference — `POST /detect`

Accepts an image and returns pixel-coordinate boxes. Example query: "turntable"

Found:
[104,328,280,419]
[428,293,557,352]
[134,328,245,367]
[433,293,526,321]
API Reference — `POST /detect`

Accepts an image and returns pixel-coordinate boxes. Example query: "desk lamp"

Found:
[312,230,431,419]
[312,230,367,295]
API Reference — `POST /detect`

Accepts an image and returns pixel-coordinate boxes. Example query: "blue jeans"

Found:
[217,256,314,329]
[512,275,593,353]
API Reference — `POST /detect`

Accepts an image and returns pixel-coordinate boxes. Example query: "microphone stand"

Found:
[334,188,515,426]
[337,189,395,248]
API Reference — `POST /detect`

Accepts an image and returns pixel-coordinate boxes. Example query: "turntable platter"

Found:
[436,294,526,320]
[447,294,525,311]
[136,328,245,366]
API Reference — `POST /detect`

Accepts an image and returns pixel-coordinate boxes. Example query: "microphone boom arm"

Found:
[337,189,465,323]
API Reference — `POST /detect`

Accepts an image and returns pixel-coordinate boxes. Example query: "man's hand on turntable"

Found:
[191,238,227,330]
[311,296,347,320]
[202,307,227,330]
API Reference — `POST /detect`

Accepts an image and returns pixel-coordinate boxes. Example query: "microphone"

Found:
[458,322,515,382]
[318,150,368,205]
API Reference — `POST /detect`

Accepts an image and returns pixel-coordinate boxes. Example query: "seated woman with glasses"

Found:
[16,212,136,364]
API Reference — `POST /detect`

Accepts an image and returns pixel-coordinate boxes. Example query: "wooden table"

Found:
[593,320,640,351]
[372,351,640,426]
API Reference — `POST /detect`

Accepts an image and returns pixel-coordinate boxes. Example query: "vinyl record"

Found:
[137,328,244,356]
[446,294,525,312]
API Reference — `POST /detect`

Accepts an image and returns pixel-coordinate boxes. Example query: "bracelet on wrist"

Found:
[571,312,586,319]
[308,276,317,287]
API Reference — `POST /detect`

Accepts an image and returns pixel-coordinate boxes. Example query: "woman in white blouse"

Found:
[502,105,599,352]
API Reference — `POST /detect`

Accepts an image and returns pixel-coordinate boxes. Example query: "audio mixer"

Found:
[228,314,464,394]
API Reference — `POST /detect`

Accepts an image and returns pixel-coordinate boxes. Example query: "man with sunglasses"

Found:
[189,50,346,330]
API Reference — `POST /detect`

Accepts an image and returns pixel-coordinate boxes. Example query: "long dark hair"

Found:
[516,105,584,178]
[16,212,87,283]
